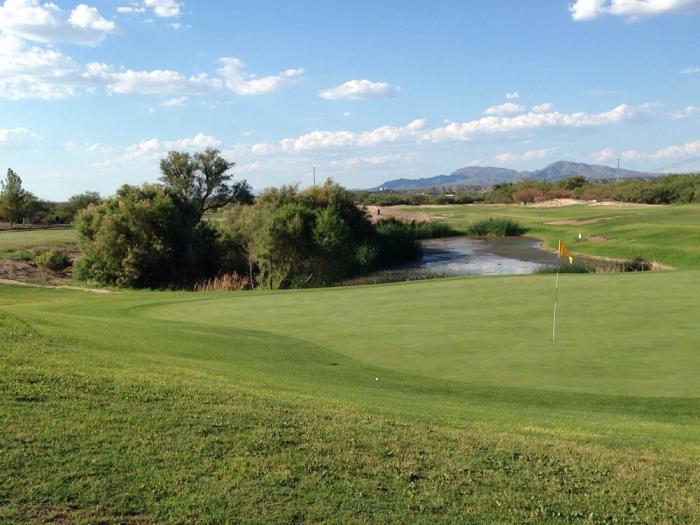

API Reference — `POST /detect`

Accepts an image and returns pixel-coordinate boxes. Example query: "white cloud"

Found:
[0,0,116,45]
[161,96,187,106]
[505,91,520,100]
[423,103,650,143]
[570,0,606,20]
[319,79,399,100]
[591,147,616,163]
[0,126,37,147]
[143,0,181,17]
[570,0,700,21]
[494,148,555,164]
[279,119,426,152]
[217,57,303,95]
[342,111,352,118]
[0,32,88,99]
[0,38,302,100]
[671,105,699,119]
[108,69,221,94]
[681,65,700,74]
[484,102,526,115]
[123,133,221,160]
[532,102,555,113]
[117,6,146,14]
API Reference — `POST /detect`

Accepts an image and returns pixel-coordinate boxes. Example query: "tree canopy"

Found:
[159,148,253,220]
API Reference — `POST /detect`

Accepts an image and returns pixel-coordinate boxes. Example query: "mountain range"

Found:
[374,161,649,191]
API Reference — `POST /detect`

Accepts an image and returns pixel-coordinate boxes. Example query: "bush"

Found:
[412,221,456,239]
[75,184,221,288]
[467,218,525,237]
[34,248,71,272]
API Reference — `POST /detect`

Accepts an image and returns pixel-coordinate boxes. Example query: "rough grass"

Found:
[1,270,700,523]
[399,203,700,269]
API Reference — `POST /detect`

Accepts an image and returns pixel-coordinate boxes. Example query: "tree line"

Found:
[0,169,102,227]
[352,173,700,206]
[58,148,448,289]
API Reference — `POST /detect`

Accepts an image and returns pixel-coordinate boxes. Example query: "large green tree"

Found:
[0,169,35,227]
[159,148,253,220]
[75,184,220,288]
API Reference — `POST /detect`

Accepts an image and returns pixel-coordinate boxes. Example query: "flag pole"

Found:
[552,241,561,342]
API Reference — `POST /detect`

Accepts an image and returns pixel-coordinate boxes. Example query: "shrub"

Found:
[75,184,221,288]
[412,221,456,239]
[467,218,525,237]
[34,248,71,272]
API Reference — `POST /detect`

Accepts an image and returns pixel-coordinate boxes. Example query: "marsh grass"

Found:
[467,217,526,237]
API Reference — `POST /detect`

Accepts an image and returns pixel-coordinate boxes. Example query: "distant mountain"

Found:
[374,161,649,190]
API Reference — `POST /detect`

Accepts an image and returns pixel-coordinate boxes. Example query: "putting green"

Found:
[143,271,700,398]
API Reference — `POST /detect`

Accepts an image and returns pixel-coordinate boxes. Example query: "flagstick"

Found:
[552,250,561,342]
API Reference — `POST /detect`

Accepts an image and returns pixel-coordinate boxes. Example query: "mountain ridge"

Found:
[374,161,649,190]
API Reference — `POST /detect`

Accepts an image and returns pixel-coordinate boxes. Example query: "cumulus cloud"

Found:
[319,79,400,100]
[532,102,555,113]
[505,91,520,100]
[278,119,426,152]
[0,37,304,100]
[484,102,526,115]
[0,32,88,99]
[217,57,303,95]
[591,147,616,163]
[671,105,699,119]
[143,0,181,17]
[107,68,221,95]
[123,133,221,160]
[423,103,649,143]
[621,139,700,163]
[0,0,116,45]
[0,126,37,147]
[570,0,700,21]
[494,148,555,164]
[681,65,700,74]
[117,5,146,14]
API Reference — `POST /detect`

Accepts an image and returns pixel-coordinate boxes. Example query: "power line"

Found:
[648,155,700,174]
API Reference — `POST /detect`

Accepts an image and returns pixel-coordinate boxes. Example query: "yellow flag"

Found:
[558,240,574,264]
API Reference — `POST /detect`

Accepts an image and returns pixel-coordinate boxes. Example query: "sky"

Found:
[1,0,699,200]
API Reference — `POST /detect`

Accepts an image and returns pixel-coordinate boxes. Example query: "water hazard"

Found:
[395,236,555,277]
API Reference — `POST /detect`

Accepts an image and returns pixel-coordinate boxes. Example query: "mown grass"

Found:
[402,203,700,269]
[1,269,699,523]
[0,228,76,259]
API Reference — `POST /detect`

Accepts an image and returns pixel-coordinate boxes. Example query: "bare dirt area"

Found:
[364,205,448,223]
[0,258,68,286]
[528,198,658,208]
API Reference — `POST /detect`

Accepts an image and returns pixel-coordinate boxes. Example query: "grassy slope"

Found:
[0,228,76,258]
[2,271,699,523]
[402,203,700,269]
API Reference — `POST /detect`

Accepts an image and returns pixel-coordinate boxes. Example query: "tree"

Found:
[66,191,101,219]
[0,169,34,227]
[75,184,220,288]
[159,148,253,220]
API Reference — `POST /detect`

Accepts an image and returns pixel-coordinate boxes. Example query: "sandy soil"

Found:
[527,198,658,208]
[363,205,448,223]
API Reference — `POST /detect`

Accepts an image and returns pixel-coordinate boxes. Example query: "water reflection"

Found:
[399,236,554,276]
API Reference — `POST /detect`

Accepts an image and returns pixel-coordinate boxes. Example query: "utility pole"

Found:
[617,158,620,183]
[313,166,316,186]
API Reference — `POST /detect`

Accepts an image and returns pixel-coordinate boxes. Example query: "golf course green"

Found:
[2,264,699,522]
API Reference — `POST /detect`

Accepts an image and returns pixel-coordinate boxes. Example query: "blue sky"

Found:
[1,0,699,200]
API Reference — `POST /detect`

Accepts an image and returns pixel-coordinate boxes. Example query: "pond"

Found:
[389,236,555,278]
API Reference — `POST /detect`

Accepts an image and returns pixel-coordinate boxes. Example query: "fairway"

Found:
[0,228,76,257]
[403,203,700,269]
[2,270,700,522]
